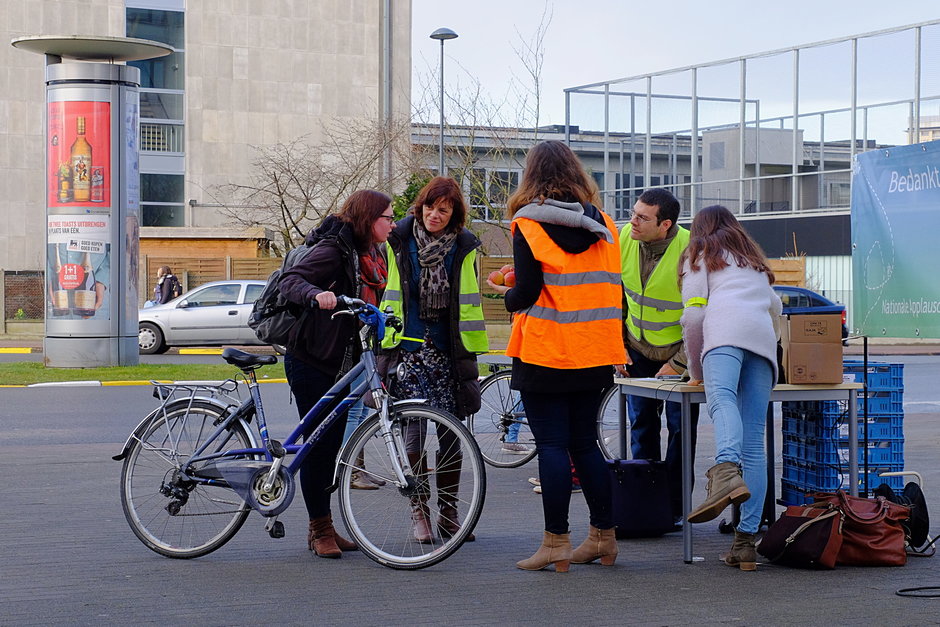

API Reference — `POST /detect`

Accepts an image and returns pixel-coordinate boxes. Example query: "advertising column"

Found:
[43,63,140,367]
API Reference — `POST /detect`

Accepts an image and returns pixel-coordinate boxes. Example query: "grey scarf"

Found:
[513,198,614,243]
[413,220,457,321]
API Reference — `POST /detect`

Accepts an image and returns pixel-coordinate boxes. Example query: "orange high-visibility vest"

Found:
[506,212,627,369]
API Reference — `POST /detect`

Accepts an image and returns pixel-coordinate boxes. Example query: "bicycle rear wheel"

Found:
[120,401,255,559]
[469,370,537,468]
[596,385,632,460]
[337,404,486,570]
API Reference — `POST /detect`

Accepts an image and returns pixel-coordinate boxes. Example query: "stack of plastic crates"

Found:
[780,360,904,505]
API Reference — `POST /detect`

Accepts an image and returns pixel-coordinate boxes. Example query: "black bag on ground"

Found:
[607,459,674,538]
[873,481,931,550]
[247,243,315,346]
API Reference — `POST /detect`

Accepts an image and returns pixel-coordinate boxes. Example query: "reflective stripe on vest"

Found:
[506,212,627,370]
[619,224,689,347]
[684,297,708,308]
[379,243,488,353]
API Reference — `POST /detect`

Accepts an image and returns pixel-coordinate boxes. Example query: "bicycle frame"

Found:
[177,302,413,504]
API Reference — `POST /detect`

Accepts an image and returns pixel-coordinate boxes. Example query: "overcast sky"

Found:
[411,1,939,126]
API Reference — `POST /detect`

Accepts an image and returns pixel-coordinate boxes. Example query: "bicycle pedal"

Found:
[265,519,285,539]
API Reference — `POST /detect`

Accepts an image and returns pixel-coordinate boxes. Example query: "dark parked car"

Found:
[772,285,849,340]
[138,280,268,354]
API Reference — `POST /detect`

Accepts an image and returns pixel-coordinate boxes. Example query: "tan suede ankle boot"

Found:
[688,462,750,523]
[571,525,618,565]
[722,530,757,571]
[516,531,571,572]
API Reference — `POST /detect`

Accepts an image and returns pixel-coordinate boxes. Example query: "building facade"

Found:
[2,0,411,276]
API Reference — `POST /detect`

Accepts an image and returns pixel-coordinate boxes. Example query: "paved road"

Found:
[2,379,938,625]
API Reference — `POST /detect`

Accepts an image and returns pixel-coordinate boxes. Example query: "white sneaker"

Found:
[527,477,540,487]
[501,442,531,454]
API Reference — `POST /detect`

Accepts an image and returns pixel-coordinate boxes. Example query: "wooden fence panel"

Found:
[769,257,806,287]
[232,257,282,280]
[480,255,513,323]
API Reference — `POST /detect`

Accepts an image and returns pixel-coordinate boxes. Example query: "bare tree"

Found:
[413,3,554,249]
[215,116,419,256]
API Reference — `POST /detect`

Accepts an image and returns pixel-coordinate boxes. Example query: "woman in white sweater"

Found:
[679,205,781,571]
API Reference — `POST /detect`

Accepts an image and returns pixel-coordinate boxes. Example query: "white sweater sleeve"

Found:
[680,259,708,381]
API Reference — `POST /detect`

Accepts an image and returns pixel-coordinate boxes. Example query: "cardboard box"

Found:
[780,314,843,384]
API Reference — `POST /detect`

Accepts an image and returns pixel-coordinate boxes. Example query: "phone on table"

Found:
[656,374,683,381]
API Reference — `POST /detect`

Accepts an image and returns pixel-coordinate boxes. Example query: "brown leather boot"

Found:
[688,462,750,523]
[408,452,435,544]
[435,451,475,542]
[571,525,618,565]
[722,530,757,571]
[307,514,357,558]
[517,531,571,572]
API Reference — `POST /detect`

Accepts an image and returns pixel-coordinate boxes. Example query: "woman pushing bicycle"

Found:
[279,189,395,559]
[378,176,489,544]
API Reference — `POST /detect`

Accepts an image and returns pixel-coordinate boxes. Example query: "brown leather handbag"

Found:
[811,490,910,567]
[757,504,843,569]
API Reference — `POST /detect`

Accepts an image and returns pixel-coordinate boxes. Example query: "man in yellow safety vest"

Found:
[619,188,700,525]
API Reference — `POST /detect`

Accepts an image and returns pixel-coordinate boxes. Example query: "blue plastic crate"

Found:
[837,414,904,441]
[779,480,814,506]
[842,360,904,392]
[838,469,905,492]
[783,435,904,467]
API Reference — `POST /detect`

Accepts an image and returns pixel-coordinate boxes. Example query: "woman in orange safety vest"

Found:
[488,140,626,572]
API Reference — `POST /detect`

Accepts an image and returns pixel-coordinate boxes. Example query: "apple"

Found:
[503,270,516,287]
[500,264,514,274]
[488,270,505,285]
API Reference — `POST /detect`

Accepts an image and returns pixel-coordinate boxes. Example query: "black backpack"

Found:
[166,274,182,300]
[873,481,931,552]
[247,243,316,346]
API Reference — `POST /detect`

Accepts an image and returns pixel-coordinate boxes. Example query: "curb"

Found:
[1,378,288,389]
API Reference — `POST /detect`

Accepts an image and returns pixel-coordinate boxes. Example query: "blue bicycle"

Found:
[114,297,486,569]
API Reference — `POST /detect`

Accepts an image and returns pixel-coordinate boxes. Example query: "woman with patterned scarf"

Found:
[279,189,395,559]
[379,176,488,545]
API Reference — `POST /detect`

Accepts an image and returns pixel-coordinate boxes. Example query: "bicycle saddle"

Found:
[222,347,278,369]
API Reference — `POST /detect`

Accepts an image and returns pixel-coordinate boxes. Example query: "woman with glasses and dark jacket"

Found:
[378,177,488,545]
[278,189,395,559]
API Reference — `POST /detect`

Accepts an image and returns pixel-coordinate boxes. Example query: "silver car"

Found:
[138,279,268,354]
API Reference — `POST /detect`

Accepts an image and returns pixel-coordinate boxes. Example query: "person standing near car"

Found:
[153,266,181,304]
[680,204,782,571]
[278,189,394,559]
[378,176,488,545]
[619,188,699,526]
[489,140,626,571]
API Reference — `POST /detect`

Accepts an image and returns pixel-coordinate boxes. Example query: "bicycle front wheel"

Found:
[469,370,537,468]
[338,405,486,570]
[596,385,632,460]
[120,401,254,559]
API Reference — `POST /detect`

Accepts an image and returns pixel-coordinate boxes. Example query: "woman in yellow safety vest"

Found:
[489,140,626,572]
[378,176,488,544]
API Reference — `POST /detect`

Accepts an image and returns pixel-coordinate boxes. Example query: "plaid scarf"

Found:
[358,247,388,306]
[413,220,457,321]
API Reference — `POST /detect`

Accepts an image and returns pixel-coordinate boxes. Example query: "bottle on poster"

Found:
[70,117,92,202]
[73,252,97,317]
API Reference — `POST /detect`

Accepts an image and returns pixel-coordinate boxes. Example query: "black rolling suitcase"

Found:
[608,459,674,538]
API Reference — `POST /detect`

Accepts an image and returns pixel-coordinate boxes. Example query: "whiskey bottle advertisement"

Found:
[46,101,111,208]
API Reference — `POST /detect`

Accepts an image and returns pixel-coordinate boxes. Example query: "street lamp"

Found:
[430,27,457,177]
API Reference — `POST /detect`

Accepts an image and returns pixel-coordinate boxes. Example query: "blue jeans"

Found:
[626,346,699,518]
[702,346,774,535]
[342,371,371,444]
[520,389,612,535]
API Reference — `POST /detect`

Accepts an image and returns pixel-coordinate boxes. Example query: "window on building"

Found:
[141,174,185,227]
[488,170,518,206]
[709,142,725,170]
[128,4,186,224]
